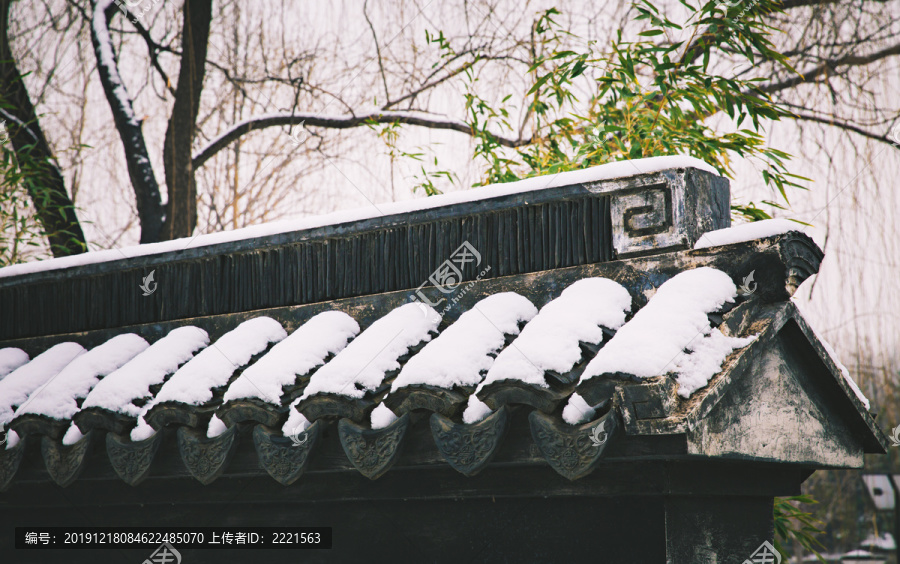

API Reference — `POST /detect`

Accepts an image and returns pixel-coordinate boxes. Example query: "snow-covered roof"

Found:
[0,156,717,281]
[0,207,880,489]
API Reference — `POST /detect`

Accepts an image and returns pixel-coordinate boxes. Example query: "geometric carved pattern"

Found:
[430,407,509,476]
[253,422,321,486]
[41,432,93,488]
[529,409,617,481]
[106,431,163,486]
[177,425,238,486]
[338,414,409,480]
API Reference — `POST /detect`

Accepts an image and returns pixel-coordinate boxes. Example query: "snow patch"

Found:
[15,335,148,421]
[672,329,756,397]
[0,343,85,426]
[82,326,209,417]
[223,311,359,404]
[300,303,439,400]
[694,218,799,249]
[478,278,632,390]
[281,407,311,437]
[0,156,718,280]
[581,268,736,383]
[370,403,399,430]
[62,422,84,446]
[461,395,494,424]
[150,317,286,407]
[562,393,598,425]
[0,348,29,378]
[206,414,227,438]
[390,293,536,391]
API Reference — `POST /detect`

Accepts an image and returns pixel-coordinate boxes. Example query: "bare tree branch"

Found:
[89,0,163,243]
[192,110,532,171]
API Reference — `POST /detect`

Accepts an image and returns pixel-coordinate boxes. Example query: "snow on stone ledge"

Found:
[478,278,632,390]
[15,334,149,420]
[0,156,718,280]
[0,348,29,378]
[300,302,440,400]
[389,293,537,392]
[81,326,209,417]
[693,218,798,250]
[580,267,737,383]
[792,299,870,410]
[151,317,286,407]
[222,311,359,405]
[0,342,85,428]
[671,329,756,397]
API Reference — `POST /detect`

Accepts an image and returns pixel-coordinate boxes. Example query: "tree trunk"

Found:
[0,0,86,257]
[161,0,212,240]
[89,0,164,244]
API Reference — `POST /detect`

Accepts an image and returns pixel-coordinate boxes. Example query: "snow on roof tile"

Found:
[390,293,537,392]
[0,342,85,427]
[223,311,359,405]
[81,326,210,417]
[14,334,148,421]
[300,303,439,401]
[479,278,632,391]
[0,348,29,379]
[580,268,736,382]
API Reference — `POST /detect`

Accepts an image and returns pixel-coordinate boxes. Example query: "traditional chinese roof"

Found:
[0,161,887,494]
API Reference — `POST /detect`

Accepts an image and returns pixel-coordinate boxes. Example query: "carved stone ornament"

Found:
[297,393,373,424]
[429,406,509,476]
[176,425,238,485]
[219,399,284,428]
[253,421,321,486]
[41,431,93,488]
[73,407,135,435]
[338,413,409,480]
[529,409,618,480]
[383,385,468,418]
[106,430,163,486]
[0,435,26,491]
[477,379,571,413]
